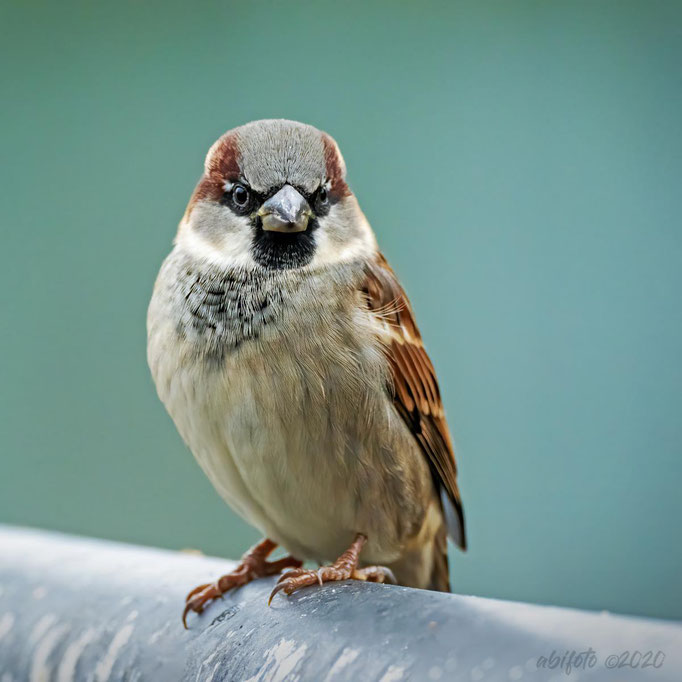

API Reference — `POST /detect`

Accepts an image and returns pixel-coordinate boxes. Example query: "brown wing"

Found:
[362,253,466,550]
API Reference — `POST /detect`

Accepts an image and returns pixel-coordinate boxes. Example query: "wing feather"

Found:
[362,254,467,550]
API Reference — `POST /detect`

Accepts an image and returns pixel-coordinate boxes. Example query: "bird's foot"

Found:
[183,538,302,627]
[269,533,396,604]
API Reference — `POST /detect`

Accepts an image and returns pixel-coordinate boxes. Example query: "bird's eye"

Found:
[232,184,250,208]
[314,186,329,214]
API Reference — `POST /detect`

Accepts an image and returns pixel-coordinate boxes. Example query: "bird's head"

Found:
[178,119,376,271]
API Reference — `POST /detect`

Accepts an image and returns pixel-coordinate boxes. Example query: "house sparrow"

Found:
[147,119,466,627]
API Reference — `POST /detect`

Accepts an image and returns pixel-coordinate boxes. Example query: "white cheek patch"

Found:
[310,204,377,268]
[176,203,257,270]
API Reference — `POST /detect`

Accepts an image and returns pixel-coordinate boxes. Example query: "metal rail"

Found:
[0,526,679,681]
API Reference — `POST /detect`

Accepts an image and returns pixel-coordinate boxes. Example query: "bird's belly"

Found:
[167,345,429,565]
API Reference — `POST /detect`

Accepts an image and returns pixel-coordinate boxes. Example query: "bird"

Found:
[146,119,466,627]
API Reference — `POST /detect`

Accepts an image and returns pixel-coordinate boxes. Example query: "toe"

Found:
[268,569,321,605]
[185,582,210,602]
[353,566,397,584]
[181,583,221,628]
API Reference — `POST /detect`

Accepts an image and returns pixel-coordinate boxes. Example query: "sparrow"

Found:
[146,119,466,627]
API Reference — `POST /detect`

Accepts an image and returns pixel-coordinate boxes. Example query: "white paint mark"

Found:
[56,626,97,682]
[325,647,359,679]
[206,660,223,682]
[94,623,134,682]
[243,638,307,682]
[125,610,138,622]
[29,614,58,644]
[30,623,70,682]
[0,613,15,641]
[196,649,221,682]
[148,622,170,645]
[428,665,443,679]
[32,587,47,600]
[509,665,524,680]
[379,665,405,682]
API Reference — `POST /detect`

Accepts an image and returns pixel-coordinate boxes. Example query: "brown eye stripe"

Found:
[321,134,350,198]
[186,133,242,215]
[207,133,241,182]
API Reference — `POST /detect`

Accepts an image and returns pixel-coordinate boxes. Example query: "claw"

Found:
[181,538,301,628]
[268,581,287,606]
[183,598,202,629]
[268,568,306,605]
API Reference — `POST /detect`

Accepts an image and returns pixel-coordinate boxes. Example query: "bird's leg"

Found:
[269,533,396,604]
[183,538,302,627]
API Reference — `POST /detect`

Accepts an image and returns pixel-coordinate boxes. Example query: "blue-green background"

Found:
[1,1,680,620]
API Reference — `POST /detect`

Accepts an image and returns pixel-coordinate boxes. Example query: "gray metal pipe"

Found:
[0,526,680,681]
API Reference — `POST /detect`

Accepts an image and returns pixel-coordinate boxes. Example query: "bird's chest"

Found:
[160,257,386,437]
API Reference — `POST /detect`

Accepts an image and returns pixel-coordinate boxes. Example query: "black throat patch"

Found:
[250,217,318,270]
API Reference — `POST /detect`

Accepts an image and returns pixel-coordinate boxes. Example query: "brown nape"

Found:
[322,134,351,199]
[185,133,241,218]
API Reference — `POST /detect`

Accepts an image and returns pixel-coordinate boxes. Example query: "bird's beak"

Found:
[258,185,311,233]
